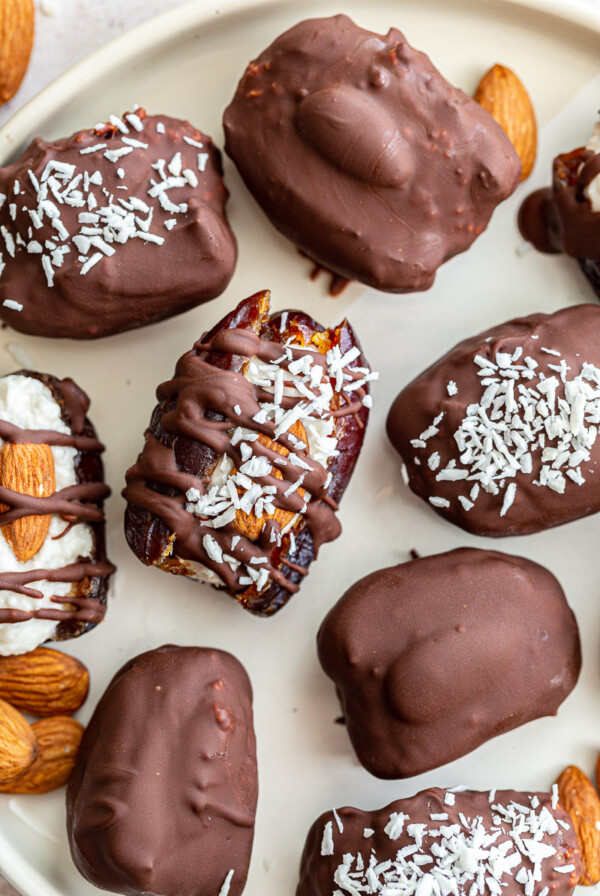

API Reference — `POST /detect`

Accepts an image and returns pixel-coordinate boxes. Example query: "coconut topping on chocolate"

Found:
[387,305,600,535]
[298,790,580,896]
[0,109,236,338]
[124,291,374,614]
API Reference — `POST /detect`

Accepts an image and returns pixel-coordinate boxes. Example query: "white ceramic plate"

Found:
[1,0,600,894]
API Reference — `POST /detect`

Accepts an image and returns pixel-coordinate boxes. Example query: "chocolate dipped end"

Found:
[519,145,600,298]
[0,111,237,338]
[387,304,600,536]
[0,371,114,643]
[123,290,371,615]
[67,645,257,896]
[317,548,580,779]
[297,789,580,896]
[223,15,520,293]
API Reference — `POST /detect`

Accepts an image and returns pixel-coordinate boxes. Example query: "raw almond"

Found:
[0,697,36,783]
[0,716,83,794]
[0,647,89,716]
[474,63,537,181]
[0,443,56,563]
[0,0,34,106]
[556,764,600,885]
[232,421,307,543]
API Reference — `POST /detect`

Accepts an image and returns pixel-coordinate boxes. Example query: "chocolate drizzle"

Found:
[0,371,114,638]
[124,291,372,615]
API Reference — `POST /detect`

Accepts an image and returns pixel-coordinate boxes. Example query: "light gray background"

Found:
[0,3,189,892]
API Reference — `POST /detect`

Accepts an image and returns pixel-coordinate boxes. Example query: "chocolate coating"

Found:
[317,548,580,779]
[387,304,600,536]
[67,645,257,896]
[223,15,520,293]
[519,143,600,297]
[298,789,580,896]
[0,371,114,640]
[123,290,371,615]
[0,110,236,338]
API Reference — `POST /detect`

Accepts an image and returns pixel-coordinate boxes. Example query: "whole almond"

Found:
[0,0,34,106]
[0,647,89,716]
[0,697,36,783]
[0,443,56,563]
[556,765,600,885]
[0,716,83,794]
[474,63,537,181]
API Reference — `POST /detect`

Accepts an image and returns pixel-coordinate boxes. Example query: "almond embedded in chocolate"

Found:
[317,548,581,779]
[223,14,521,293]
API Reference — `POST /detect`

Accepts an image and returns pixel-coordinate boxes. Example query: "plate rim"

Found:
[0,0,600,893]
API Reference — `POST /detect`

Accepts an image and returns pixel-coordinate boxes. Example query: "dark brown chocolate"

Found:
[298,788,581,896]
[519,141,600,299]
[223,15,521,293]
[123,290,372,615]
[317,548,580,779]
[67,645,257,896]
[0,110,236,338]
[386,304,600,536]
[0,372,113,641]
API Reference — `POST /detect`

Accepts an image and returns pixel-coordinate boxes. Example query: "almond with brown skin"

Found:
[474,63,537,181]
[0,716,83,794]
[232,421,307,542]
[0,0,34,106]
[556,765,600,885]
[0,647,89,717]
[0,697,36,783]
[0,443,55,562]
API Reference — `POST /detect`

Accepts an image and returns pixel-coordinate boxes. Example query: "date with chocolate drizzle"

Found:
[123,290,373,615]
[0,372,114,642]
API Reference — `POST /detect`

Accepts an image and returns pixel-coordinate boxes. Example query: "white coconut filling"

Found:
[0,375,93,655]
[180,346,354,587]
[583,121,600,211]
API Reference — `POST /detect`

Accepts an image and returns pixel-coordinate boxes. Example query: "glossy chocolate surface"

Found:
[387,304,600,535]
[223,15,521,293]
[298,789,580,896]
[124,291,371,615]
[317,548,580,779]
[0,111,236,338]
[0,372,113,639]
[67,645,257,896]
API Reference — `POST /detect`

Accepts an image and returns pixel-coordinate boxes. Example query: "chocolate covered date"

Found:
[317,548,580,779]
[0,109,236,338]
[387,304,600,535]
[298,788,581,896]
[0,371,113,655]
[67,645,257,896]
[223,15,520,294]
[519,116,600,296]
[123,290,373,615]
